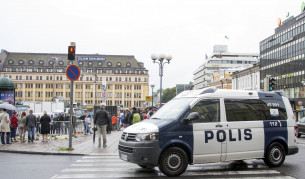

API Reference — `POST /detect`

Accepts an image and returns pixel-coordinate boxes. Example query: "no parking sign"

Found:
[66,65,81,81]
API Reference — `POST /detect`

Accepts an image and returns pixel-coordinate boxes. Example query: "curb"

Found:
[0,149,86,156]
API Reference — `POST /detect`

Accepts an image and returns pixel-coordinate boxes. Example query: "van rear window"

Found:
[225,99,287,122]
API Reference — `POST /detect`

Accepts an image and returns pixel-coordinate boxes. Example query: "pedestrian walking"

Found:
[18,112,27,142]
[84,114,93,134]
[50,114,54,134]
[111,114,117,131]
[0,109,11,145]
[94,103,108,148]
[10,112,18,142]
[40,111,51,142]
[107,112,112,134]
[36,115,41,134]
[123,109,131,128]
[147,107,154,119]
[56,113,64,135]
[25,109,37,143]
[132,108,141,124]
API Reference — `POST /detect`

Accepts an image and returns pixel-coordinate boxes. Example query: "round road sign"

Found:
[66,65,81,81]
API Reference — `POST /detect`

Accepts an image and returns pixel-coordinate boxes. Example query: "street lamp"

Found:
[150,83,155,107]
[80,73,84,108]
[51,57,59,102]
[151,54,172,107]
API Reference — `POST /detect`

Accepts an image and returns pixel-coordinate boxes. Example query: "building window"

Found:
[59,61,64,65]
[117,62,121,66]
[107,62,112,66]
[18,60,24,64]
[78,61,83,65]
[8,60,14,64]
[29,60,34,65]
[126,62,131,67]
[98,62,102,66]
[49,60,54,65]
[88,62,93,66]
[39,60,44,65]
[69,61,73,65]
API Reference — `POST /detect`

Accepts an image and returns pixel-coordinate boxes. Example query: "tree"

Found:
[162,87,176,103]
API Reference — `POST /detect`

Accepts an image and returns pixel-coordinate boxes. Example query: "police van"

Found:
[118,87,298,177]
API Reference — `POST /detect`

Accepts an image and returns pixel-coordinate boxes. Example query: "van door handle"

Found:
[215,124,223,127]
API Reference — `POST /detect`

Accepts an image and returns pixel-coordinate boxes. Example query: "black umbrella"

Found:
[92,126,97,144]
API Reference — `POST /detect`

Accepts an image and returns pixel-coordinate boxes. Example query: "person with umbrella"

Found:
[0,109,11,144]
[94,103,108,148]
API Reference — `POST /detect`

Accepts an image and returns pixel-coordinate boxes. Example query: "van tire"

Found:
[264,142,286,167]
[138,165,154,169]
[158,147,188,177]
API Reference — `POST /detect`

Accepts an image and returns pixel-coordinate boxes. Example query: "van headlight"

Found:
[135,133,158,142]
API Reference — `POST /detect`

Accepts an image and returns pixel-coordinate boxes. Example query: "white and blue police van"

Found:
[118,87,298,177]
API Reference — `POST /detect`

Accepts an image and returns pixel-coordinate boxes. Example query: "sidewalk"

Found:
[0,130,123,156]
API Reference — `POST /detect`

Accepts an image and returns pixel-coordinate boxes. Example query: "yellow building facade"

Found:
[0,50,149,110]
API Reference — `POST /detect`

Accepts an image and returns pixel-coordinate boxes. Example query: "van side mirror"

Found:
[183,112,200,124]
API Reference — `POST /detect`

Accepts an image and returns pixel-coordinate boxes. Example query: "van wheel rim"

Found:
[270,147,282,163]
[166,154,182,171]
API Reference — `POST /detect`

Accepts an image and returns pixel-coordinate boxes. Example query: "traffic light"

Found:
[269,78,276,91]
[68,46,75,60]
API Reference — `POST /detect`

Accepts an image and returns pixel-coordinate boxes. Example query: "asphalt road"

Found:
[0,153,81,179]
[1,139,304,179]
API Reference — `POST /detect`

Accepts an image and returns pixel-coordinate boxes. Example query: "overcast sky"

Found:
[0,0,304,91]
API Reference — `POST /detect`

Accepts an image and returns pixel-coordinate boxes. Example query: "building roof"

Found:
[0,50,147,71]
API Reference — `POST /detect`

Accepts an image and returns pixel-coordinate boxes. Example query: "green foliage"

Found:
[58,147,73,151]
[162,87,176,103]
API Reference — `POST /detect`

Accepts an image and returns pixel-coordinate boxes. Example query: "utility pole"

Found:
[67,42,76,149]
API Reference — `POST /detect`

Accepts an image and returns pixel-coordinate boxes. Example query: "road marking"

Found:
[76,159,122,162]
[83,156,119,159]
[71,163,136,167]
[52,170,292,178]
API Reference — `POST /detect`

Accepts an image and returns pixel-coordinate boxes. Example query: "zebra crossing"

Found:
[51,154,295,179]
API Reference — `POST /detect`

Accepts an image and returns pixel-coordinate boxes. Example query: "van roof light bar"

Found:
[200,87,217,95]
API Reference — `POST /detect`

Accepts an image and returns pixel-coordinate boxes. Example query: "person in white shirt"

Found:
[84,114,93,134]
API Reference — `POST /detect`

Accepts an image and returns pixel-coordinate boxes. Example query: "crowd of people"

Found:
[0,105,155,146]
[93,104,154,148]
[0,109,82,144]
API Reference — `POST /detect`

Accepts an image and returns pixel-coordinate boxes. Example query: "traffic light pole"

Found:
[69,42,76,150]
[69,74,73,149]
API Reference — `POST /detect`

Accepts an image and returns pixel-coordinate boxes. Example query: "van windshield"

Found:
[151,98,195,120]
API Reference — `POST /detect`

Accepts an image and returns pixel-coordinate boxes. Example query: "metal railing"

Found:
[49,121,85,135]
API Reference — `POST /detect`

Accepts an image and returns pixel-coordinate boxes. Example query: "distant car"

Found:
[296,117,305,137]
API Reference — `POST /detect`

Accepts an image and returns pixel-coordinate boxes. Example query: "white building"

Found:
[193,45,259,90]
[231,64,260,91]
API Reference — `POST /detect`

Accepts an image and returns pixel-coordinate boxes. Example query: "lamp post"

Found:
[51,57,59,102]
[80,73,84,108]
[150,83,155,107]
[151,54,172,107]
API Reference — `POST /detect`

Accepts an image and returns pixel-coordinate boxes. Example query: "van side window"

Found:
[225,99,266,121]
[225,99,287,121]
[190,99,220,123]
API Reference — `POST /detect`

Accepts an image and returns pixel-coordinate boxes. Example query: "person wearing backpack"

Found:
[132,108,141,124]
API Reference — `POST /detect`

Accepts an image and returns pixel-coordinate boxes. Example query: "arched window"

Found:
[18,60,24,64]
[107,62,112,66]
[126,62,131,67]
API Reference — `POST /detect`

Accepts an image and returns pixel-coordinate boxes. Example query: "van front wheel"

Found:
[264,142,285,167]
[158,147,188,177]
